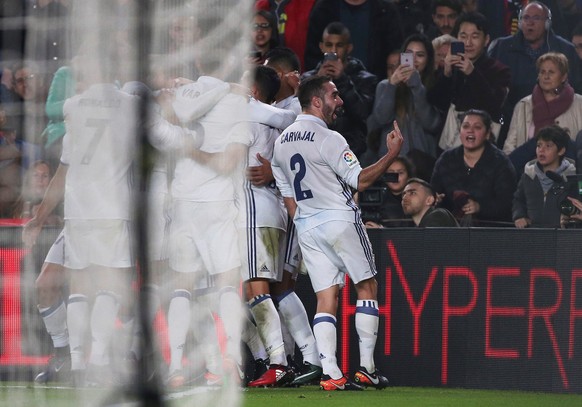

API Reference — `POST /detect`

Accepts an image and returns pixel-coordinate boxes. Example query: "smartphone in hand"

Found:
[323,52,338,62]
[400,52,413,67]
[450,41,465,55]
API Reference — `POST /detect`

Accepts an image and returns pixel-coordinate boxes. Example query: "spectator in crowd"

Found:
[425,0,463,40]
[432,33,456,70]
[401,177,459,226]
[431,109,517,226]
[249,10,280,66]
[503,52,582,166]
[488,1,582,147]
[304,0,404,79]
[302,22,378,157]
[13,160,62,223]
[362,156,415,228]
[0,61,48,145]
[368,33,440,180]
[513,125,576,228]
[432,11,511,151]
[255,0,316,71]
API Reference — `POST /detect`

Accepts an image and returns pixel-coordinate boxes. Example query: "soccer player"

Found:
[240,65,294,387]
[271,75,403,391]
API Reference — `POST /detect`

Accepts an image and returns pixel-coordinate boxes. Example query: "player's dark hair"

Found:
[252,65,281,104]
[265,47,300,73]
[297,75,329,109]
[452,11,490,38]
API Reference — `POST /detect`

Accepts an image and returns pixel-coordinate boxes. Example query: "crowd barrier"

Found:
[1,225,581,393]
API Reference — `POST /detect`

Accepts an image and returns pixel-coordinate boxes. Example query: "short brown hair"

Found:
[536,52,569,76]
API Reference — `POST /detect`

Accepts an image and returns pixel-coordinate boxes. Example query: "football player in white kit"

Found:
[240,65,293,387]
[250,49,323,386]
[271,75,403,391]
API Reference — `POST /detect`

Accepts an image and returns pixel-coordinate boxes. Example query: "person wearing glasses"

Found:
[250,10,279,66]
[488,1,581,148]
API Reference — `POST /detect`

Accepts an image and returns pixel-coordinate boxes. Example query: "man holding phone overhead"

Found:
[301,21,378,156]
[430,12,511,150]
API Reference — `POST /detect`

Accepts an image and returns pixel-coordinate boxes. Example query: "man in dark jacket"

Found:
[301,22,378,156]
[488,1,582,147]
[303,0,403,80]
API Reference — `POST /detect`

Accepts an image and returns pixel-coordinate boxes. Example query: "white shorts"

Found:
[298,220,377,293]
[169,200,241,275]
[240,226,285,282]
[44,229,65,266]
[64,219,134,270]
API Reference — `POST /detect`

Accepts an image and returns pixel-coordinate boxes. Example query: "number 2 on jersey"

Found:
[290,153,313,201]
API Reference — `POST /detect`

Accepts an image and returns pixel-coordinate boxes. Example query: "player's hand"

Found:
[386,121,404,156]
[514,218,530,229]
[246,153,274,187]
[22,217,42,249]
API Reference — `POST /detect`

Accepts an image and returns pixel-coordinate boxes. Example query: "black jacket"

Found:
[302,57,378,156]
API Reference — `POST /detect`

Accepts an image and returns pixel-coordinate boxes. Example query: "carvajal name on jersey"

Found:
[79,98,121,108]
[280,131,315,144]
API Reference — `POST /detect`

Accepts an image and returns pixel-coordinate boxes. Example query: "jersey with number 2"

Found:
[272,114,362,231]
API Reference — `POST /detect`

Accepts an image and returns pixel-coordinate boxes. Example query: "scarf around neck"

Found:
[531,82,575,134]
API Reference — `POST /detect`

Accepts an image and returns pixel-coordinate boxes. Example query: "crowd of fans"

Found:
[1,0,582,229]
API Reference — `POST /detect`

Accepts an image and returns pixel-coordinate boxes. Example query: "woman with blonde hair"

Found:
[503,52,582,161]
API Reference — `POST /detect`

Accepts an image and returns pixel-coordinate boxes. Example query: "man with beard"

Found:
[401,178,458,227]
[271,75,403,391]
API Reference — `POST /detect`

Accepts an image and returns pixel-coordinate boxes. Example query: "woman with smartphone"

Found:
[249,10,279,66]
[367,33,441,181]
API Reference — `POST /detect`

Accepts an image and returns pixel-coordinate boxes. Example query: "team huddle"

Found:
[22,47,403,392]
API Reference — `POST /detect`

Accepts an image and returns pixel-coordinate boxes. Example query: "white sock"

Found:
[355,300,379,373]
[67,294,89,371]
[241,315,268,361]
[249,294,286,366]
[312,313,342,379]
[89,291,120,367]
[167,289,191,374]
[39,300,69,348]
[277,291,320,366]
[218,287,243,366]
[279,313,295,362]
[191,297,222,375]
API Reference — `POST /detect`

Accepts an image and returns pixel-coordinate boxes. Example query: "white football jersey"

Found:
[171,81,250,202]
[240,120,286,230]
[274,95,301,117]
[61,83,138,220]
[272,114,363,232]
